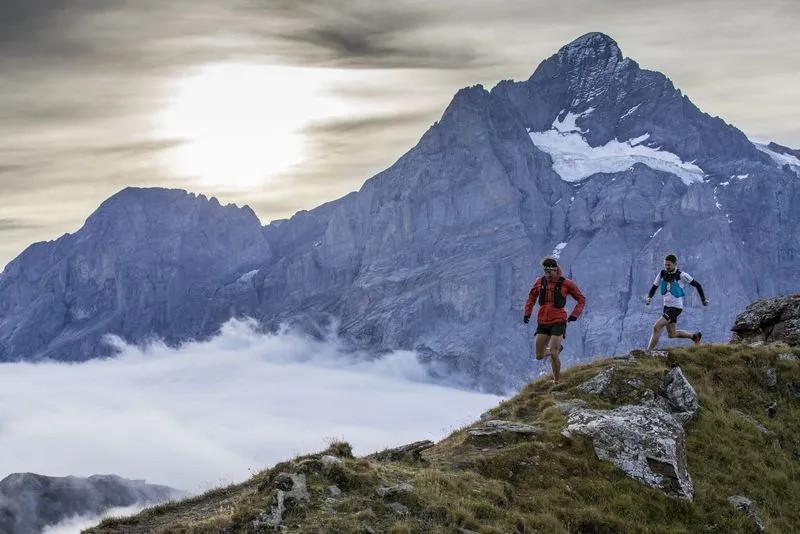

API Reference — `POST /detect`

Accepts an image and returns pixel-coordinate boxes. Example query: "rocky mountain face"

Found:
[1,32,799,392]
[0,473,180,534]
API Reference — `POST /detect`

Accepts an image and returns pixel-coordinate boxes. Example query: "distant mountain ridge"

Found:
[1,32,798,392]
[0,472,180,534]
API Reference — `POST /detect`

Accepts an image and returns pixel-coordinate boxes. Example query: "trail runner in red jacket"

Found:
[523,257,586,384]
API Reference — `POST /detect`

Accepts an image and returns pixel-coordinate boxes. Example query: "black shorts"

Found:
[536,322,567,337]
[662,306,683,324]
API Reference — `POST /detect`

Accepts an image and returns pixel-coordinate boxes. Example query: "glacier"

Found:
[529,110,706,185]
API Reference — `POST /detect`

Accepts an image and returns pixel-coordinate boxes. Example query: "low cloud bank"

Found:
[0,319,503,493]
[41,505,146,534]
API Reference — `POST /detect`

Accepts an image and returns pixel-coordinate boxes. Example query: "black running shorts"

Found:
[662,306,683,324]
[536,322,567,336]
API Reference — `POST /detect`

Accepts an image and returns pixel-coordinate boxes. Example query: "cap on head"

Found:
[541,256,558,269]
[665,254,677,264]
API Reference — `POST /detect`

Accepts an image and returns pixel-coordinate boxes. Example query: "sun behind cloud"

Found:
[156,63,353,190]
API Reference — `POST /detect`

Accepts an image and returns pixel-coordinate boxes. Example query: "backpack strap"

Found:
[554,277,566,308]
[538,276,548,306]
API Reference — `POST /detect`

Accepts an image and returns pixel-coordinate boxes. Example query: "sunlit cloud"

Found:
[0,319,503,492]
[155,64,365,189]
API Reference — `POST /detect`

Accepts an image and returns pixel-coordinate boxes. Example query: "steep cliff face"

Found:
[0,187,271,361]
[1,33,799,392]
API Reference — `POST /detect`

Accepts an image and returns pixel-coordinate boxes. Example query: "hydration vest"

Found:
[659,269,685,298]
[539,276,566,308]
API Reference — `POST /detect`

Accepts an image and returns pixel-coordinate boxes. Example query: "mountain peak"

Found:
[558,32,622,63]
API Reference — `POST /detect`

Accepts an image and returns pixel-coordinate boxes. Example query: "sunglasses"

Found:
[543,266,557,272]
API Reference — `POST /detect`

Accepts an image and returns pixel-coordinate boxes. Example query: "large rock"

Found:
[466,420,539,447]
[731,294,800,346]
[0,473,181,534]
[562,404,693,499]
[663,367,699,425]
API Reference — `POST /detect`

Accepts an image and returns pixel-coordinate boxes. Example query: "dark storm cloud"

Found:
[266,2,481,69]
[308,110,438,136]
[91,139,186,156]
[0,218,39,231]
[0,164,28,174]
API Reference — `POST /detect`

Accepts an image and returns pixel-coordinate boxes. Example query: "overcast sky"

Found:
[1,0,798,269]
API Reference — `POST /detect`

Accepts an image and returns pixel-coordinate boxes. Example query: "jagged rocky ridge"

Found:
[1,32,799,392]
[0,473,181,534]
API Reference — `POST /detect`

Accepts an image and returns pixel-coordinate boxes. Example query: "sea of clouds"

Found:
[0,318,503,501]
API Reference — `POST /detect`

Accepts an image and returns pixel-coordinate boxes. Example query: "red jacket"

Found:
[524,267,586,325]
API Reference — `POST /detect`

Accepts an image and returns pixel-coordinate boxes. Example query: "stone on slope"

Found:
[562,404,693,499]
[663,367,699,425]
[376,483,414,499]
[466,420,539,447]
[578,367,615,394]
[252,473,309,530]
[369,440,434,463]
[554,399,588,416]
[728,495,766,533]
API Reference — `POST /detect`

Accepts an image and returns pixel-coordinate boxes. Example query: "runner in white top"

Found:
[644,254,708,350]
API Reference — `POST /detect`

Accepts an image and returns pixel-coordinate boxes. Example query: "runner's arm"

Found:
[647,284,658,299]
[647,272,660,299]
[689,280,707,302]
[566,280,586,319]
[523,278,541,318]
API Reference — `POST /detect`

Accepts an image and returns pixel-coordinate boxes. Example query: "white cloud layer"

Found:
[41,505,146,534]
[0,319,503,495]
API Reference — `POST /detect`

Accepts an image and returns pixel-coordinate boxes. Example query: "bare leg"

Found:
[666,322,694,340]
[547,334,564,383]
[647,317,669,350]
[535,333,551,360]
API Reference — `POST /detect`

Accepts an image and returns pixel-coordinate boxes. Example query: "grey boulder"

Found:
[562,404,693,499]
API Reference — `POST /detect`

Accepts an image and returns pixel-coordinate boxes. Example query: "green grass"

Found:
[86,344,800,533]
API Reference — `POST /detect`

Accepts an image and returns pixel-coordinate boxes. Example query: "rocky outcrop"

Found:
[369,440,434,463]
[663,367,699,425]
[466,420,539,447]
[252,473,310,530]
[578,367,615,394]
[728,495,766,533]
[731,294,800,346]
[376,482,414,499]
[563,364,699,499]
[563,404,693,499]
[0,473,180,534]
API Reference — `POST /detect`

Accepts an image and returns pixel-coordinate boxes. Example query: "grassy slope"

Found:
[86,344,800,533]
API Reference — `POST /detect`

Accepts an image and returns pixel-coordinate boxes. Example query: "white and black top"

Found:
[652,270,694,309]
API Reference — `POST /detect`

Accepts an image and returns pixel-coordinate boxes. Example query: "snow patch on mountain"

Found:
[552,242,568,259]
[753,142,800,169]
[529,111,705,185]
[237,269,259,283]
[620,103,641,119]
